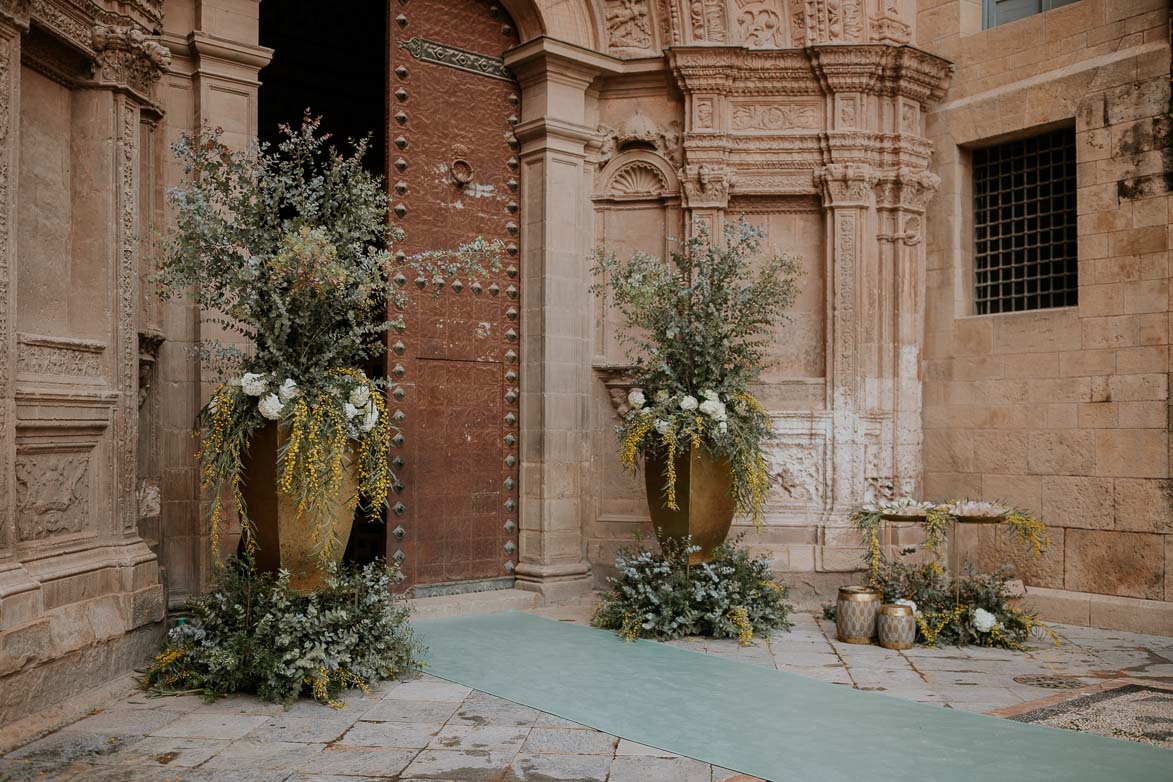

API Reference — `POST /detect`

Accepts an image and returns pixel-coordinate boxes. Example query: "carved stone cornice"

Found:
[90,22,170,94]
[0,0,30,31]
[881,46,954,105]
[815,163,877,207]
[30,0,91,51]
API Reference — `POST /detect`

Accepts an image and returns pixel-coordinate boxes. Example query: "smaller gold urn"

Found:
[877,603,917,650]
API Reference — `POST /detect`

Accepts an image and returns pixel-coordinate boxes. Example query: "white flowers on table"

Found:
[627,388,646,409]
[257,393,284,420]
[240,372,267,396]
[680,395,698,411]
[895,598,917,612]
[277,378,299,402]
[972,607,998,633]
[349,384,371,408]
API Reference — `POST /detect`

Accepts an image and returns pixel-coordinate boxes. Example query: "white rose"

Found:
[257,393,283,420]
[240,372,267,396]
[972,607,997,633]
[359,405,379,433]
[349,384,371,408]
[654,390,669,403]
[344,402,360,420]
[277,378,299,402]
[895,598,917,612]
[654,419,670,435]
[701,389,719,402]
[627,389,646,409]
[680,395,698,411]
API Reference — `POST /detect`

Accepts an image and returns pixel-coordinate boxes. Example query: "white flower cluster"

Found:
[235,372,379,434]
[972,607,998,633]
[628,387,733,436]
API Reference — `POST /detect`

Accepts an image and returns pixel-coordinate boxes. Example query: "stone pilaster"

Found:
[505,39,620,599]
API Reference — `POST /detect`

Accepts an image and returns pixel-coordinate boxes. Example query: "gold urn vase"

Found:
[240,422,360,591]
[644,444,736,563]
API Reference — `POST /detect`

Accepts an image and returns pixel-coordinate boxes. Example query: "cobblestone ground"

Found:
[2,606,1171,782]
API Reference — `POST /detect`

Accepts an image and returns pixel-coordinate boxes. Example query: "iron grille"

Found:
[973,127,1078,315]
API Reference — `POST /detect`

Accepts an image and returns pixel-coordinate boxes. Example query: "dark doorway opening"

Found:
[258,1,389,565]
[259,0,388,181]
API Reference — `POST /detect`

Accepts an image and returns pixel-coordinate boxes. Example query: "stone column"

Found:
[505,39,618,600]
[0,0,35,628]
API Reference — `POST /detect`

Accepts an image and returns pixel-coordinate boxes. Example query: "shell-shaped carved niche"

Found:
[609,161,669,196]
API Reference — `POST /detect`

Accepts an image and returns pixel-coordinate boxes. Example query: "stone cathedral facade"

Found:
[0,0,1169,731]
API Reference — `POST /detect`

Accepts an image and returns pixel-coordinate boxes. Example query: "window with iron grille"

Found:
[973,127,1078,315]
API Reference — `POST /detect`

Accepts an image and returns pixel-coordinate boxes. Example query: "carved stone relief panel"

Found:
[730,100,819,133]
[16,333,106,383]
[605,0,655,55]
[763,414,831,512]
[15,450,91,541]
[689,0,727,42]
[733,0,786,47]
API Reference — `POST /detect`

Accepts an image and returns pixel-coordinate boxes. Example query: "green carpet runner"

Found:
[414,612,1172,782]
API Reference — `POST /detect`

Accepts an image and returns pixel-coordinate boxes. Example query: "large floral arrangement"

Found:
[156,116,498,558]
[591,220,799,524]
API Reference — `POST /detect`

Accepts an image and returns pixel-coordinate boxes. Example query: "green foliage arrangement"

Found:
[154,115,499,559]
[592,536,794,645]
[591,220,799,523]
[142,559,421,706]
[872,554,1056,650]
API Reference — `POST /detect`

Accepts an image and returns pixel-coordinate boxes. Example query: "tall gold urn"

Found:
[644,444,736,563]
[240,423,360,591]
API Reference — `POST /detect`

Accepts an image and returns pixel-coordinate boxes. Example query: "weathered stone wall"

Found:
[919,0,1172,632]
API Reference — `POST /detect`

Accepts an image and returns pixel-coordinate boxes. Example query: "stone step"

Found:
[408,588,541,620]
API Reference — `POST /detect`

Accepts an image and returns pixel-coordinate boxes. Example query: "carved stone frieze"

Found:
[91,23,170,94]
[29,0,89,51]
[873,168,941,211]
[16,333,106,378]
[605,0,654,53]
[731,101,818,131]
[15,452,91,541]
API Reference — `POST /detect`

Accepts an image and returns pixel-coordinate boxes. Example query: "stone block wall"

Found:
[919,0,1172,631]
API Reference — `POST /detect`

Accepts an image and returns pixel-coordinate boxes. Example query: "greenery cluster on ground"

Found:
[592,536,794,645]
[142,559,421,706]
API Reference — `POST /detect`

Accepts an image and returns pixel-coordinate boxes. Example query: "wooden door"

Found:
[388,0,521,590]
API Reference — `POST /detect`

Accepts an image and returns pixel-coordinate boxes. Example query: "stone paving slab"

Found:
[2,609,1171,781]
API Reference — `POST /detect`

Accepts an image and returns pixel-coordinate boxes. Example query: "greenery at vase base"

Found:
[154,115,499,563]
[142,558,422,707]
[870,554,1056,650]
[591,220,799,524]
[592,535,793,645]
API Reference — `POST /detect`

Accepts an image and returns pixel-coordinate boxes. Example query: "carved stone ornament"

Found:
[0,0,30,29]
[17,333,105,378]
[138,328,164,409]
[91,24,171,94]
[597,112,682,170]
[815,163,878,206]
[595,365,637,419]
[609,160,669,197]
[683,163,734,207]
[734,0,785,48]
[690,0,727,42]
[15,452,91,541]
[731,102,818,131]
[605,0,654,53]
